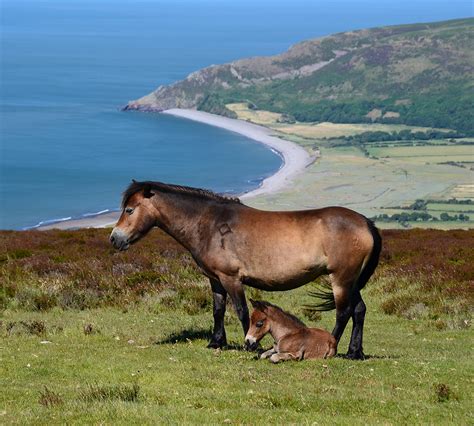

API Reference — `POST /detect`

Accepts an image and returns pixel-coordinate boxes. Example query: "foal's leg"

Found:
[269,351,303,363]
[208,279,227,349]
[347,291,366,360]
[260,345,277,359]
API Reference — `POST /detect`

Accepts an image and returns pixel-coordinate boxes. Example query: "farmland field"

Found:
[226,103,451,139]
[426,203,474,212]
[226,104,474,229]
[1,228,473,424]
[366,145,473,163]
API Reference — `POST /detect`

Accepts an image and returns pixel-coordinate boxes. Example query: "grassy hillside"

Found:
[1,228,473,423]
[126,18,474,133]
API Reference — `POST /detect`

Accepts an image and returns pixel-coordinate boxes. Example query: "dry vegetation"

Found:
[0,229,206,313]
[0,228,472,326]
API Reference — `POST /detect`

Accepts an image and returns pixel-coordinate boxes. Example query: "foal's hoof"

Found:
[345,350,365,360]
[207,340,226,349]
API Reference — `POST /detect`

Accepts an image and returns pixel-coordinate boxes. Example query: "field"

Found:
[225,103,474,229]
[1,228,473,424]
[226,103,449,139]
[366,145,473,164]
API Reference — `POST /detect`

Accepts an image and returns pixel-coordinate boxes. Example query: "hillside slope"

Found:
[125,18,474,133]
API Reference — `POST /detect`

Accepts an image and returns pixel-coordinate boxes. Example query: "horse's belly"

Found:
[241,262,327,291]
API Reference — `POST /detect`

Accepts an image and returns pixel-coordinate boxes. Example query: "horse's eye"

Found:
[125,207,134,215]
[256,320,264,328]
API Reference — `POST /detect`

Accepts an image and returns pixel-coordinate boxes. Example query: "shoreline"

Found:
[37,109,313,230]
[162,109,313,199]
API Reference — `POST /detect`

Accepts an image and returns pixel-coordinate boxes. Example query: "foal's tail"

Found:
[307,218,382,311]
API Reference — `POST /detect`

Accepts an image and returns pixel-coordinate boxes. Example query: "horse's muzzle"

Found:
[110,228,130,251]
[244,338,259,351]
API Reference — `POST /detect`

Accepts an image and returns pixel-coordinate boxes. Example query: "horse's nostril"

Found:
[110,235,115,243]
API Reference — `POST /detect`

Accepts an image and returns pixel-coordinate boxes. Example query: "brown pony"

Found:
[110,180,381,359]
[245,299,336,363]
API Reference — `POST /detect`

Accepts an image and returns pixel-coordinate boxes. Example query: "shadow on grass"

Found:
[155,328,245,351]
[155,327,212,345]
[334,353,401,360]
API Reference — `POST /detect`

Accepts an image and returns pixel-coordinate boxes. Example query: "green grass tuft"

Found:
[79,383,141,403]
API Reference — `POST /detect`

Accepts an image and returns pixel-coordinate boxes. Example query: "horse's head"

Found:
[245,299,271,350]
[110,181,157,251]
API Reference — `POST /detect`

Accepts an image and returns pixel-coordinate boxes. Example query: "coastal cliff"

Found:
[125,18,474,133]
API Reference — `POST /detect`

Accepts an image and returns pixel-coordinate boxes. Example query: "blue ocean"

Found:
[1,0,470,229]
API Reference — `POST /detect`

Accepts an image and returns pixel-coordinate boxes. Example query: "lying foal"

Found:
[245,299,337,363]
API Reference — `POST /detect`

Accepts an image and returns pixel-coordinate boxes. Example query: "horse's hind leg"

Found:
[331,272,366,360]
[330,274,356,346]
[347,291,366,360]
[208,279,227,349]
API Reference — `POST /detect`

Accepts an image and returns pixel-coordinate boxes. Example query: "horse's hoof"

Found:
[345,351,365,360]
[207,340,226,349]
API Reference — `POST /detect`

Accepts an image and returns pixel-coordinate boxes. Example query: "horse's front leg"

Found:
[208,279,228,349]
[219,276,250,341]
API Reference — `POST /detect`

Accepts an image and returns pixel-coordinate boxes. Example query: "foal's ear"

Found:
[249,299,266,311]
[143,185,155,199]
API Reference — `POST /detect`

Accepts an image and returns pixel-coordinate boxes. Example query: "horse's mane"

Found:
[257,300,306,327]
[122,180,241,208]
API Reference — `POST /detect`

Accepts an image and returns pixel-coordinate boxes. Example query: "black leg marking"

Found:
[331,304,353,343]
[347,293,366,360]
[207,279,227,349]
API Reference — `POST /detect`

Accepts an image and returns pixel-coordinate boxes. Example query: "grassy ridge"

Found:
[131,18,474,134]
[0,228,473,423]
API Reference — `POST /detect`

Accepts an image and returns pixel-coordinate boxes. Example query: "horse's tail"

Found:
[356,218,382,291]
[306,217,382,312]
[306,278,335,311]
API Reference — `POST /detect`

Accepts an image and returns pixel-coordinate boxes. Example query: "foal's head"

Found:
[110,181,157,251]
[245,299,272,350]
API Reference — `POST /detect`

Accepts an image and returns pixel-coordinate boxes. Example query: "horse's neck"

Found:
[269,310,303,343]
[153,193,215,251]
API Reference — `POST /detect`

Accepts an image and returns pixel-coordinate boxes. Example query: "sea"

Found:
[1,0,470,230]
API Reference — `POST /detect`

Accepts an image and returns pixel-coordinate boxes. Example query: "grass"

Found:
[0,228,473,423]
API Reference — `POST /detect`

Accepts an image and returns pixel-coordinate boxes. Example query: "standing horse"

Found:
[110,180,381,359]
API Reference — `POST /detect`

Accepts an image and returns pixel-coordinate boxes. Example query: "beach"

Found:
[39,109,313,230]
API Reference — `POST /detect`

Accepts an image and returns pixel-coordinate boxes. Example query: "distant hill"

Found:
[125,18,474,134]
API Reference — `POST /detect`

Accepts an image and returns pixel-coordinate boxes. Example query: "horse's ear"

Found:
[132,179,137,183]
[143,185,155,199]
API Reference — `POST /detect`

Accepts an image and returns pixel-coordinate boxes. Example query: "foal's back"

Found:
[279,327,337,359]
